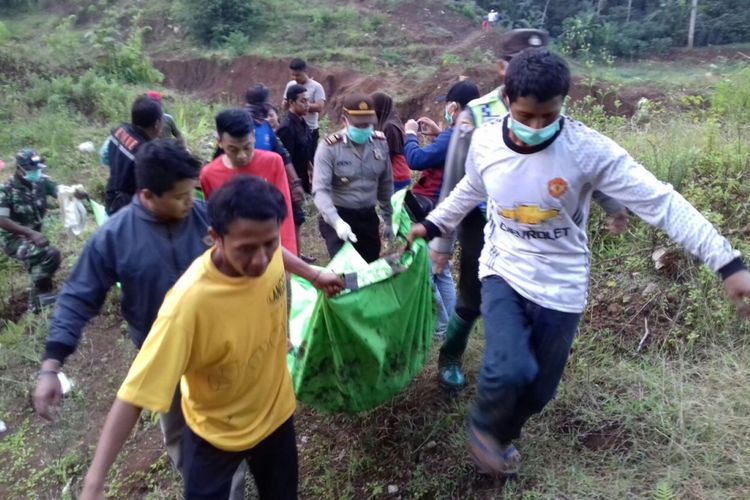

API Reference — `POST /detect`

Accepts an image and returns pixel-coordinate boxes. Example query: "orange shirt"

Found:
[200,151,297,255]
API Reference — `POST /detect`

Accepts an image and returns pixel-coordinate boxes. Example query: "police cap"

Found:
[342,93,378,126]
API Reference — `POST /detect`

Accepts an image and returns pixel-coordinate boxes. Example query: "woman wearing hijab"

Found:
[371,92,411,192]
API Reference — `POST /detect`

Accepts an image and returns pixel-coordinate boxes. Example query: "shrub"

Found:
[222,31,249,57]
[712,68,750,125]
[28,70,130,122]
[176,0,259,46]
[84,24,163,84]
[0,21,9,43]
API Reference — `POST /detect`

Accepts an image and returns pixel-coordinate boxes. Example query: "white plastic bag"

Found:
[77,141,96,153]
[57,184,87,237]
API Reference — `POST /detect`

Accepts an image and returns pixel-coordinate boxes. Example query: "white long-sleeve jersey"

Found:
[426,116,740,313]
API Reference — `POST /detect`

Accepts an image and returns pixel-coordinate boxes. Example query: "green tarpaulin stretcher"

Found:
[90,192,436,413]
[288,189,436,413]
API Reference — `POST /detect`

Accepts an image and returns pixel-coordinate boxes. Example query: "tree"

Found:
[177,0,259,46]
[687,0,698,48]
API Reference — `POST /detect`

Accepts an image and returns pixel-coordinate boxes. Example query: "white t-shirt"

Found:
[427,116,739,313]
[285,78,326,130]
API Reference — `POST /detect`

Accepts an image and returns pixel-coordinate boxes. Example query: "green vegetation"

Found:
[475,0,750,58]
[176,0,258,46]
[1,1,750,498]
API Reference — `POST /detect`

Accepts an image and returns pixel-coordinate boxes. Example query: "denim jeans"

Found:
[432,261,456,337]
[470,276,581,444]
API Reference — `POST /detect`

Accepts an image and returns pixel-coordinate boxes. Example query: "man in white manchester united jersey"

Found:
[409,49,750,477]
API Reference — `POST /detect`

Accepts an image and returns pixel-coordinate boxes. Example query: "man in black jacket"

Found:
[278,84,315,261]
[105,95,163,214]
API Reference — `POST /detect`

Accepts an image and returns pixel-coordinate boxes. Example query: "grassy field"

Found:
[2,2,750,498]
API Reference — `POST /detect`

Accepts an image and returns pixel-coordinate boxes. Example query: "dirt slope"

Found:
[154,51,663,125]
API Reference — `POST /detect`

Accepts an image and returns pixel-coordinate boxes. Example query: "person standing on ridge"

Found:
[284,58,326,158]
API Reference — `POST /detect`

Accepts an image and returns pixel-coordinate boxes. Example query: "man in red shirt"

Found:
[200,109,298,255]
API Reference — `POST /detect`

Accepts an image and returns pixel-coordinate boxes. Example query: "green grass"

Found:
[2,2,750,498]
[577,46,750,91]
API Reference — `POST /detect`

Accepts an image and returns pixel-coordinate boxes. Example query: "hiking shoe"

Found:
[467,424,521,476]
[437,362,466,392]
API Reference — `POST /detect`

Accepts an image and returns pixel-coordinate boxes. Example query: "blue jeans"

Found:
[470,276,581,444]
[432,261,456,336]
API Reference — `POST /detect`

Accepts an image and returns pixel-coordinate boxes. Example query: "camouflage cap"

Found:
[342,93,378,126]
[15,148,45,170]
[498,29,550,60]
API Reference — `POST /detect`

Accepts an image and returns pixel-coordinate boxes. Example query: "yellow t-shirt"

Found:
[117,248,295,452]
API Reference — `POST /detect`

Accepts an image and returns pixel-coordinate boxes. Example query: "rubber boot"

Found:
[27,288,39,314]
[437,314,473,392]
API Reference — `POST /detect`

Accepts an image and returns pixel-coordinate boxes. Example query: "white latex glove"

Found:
[334,219,358,243]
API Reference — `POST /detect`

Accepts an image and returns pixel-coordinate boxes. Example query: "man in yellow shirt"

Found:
[80,176,339,499]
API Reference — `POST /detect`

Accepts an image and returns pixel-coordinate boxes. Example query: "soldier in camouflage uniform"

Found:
[0,149,62,309]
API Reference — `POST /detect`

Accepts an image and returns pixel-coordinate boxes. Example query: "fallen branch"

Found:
[636,317,650,353]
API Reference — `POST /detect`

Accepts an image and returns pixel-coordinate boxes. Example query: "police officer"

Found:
[313,93,393,263]
[0,149,64,310]
[433,30,629,391]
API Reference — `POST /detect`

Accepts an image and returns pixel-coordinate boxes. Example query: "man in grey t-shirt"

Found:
[284,58,326,156]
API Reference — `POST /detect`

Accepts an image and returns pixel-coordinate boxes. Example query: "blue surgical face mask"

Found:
[348,125,374,144]
[508,116,560,146]
[23,168,42,182]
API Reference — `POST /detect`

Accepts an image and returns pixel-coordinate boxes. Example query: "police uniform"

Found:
[0,150,62,305]
[312,94,393,263]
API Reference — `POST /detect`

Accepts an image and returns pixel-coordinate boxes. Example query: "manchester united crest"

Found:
[548,177,568,199]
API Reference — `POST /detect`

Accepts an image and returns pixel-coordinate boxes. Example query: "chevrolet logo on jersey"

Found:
[499,204,560,225]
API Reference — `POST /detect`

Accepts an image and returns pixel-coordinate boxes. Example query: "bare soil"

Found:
[155,53,668,126]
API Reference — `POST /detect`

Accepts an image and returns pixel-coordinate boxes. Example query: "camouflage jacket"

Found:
[0,176,58,242]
